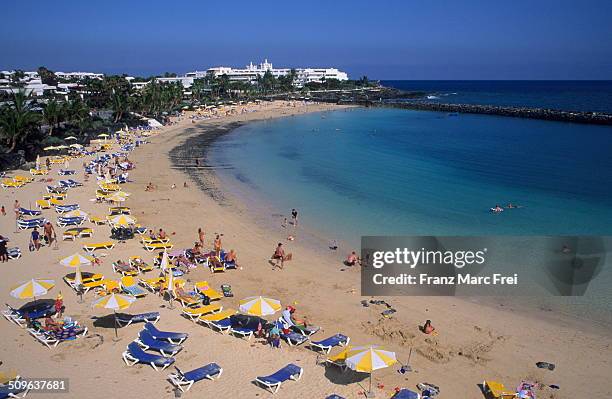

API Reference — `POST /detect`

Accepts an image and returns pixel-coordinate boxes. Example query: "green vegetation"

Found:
[0,66,377,159]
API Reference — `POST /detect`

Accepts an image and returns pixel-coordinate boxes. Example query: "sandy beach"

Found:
[1,100,611,399]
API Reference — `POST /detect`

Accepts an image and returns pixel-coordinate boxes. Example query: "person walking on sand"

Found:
[13,200,20,219]
[272,243,286,269]
[1,205,5,216]
[30,227,41,251]
[291,209,298,226]
[214,235,222,255]
[43,222,56,246]
[198,228,205,246]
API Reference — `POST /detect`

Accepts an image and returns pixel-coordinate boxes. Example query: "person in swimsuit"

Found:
[43,222,55,246]
[31,227,41,251]
[291,209,298,226]
[272,243,285,269]
[0,235,8,262]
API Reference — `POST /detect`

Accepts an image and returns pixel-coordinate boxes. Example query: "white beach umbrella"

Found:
[239,296,282,316]
[10,279,55,300]
[59,253,93,267]
[92,293,136,337]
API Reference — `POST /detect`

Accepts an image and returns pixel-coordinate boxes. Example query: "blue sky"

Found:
[2,0,611,79]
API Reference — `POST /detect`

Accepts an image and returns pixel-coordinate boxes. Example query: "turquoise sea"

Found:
[211,108,612,245]
[208,106,612,325]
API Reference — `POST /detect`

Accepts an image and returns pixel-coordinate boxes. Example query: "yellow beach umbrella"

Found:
[92,293,136,337]
[10,279,55,300]
[108,214,136,227]
[344,345,397,395]
[65,209,88,218]
[59,253,93,267]
[239,296,281,316]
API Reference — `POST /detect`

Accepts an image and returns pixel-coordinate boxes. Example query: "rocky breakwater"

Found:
[378,101,612,126]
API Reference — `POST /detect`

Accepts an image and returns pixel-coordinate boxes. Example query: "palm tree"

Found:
[43,99,61,136]
[111,91,129,122]
[0,90,41,152]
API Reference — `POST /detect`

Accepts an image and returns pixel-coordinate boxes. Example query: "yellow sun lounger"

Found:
[36,199,51,209]
[141,237,171,245]
[194,282,223,301]
[324,346,352,370]
[1,179,24,189]
[139,277,165,292]
[64,272,103,290]
[95,280,121,296]
[30,168,49,176]
[13,175,33,183]
[172,292,202,308]
[108,206,130,215]
[99,183,120,192]
[62,227,94,241]
[482,381,517,399]
[80,279,108,294]
[181,304,223,321]
[112,262,139,277]
[49,157,66,164]
[89,216,107,225]
[83,241,115,252]
[120,276,147,298]
[143,241,174,252]
[129,256,153,272]
[198,309,236,323]
[49,198,64,206]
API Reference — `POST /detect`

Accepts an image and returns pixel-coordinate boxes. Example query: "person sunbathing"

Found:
[191,242,202,256]
[115,260,136,272]
[281,306,307,328]
[44,316,62,332]
[225,249,238,266]
[346,251,360,266]
[158,229,167,240]
[174,284,199,301]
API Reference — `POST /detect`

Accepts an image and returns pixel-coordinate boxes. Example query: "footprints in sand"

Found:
[362,317,509,365]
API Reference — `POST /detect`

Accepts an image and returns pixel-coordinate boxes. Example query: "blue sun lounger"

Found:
[309,334,350,353]
[122,342,175,371]
[19,208,41,216]
[274,321,308,346]
[229,325,256,340]
[254,363,303,394]
[207,318,232,333]
[144,322,188,344]
[116,312,160,327]
[136,329,182,357]
[168,363,223,392]
[58,169,76,176]
[391,389,421,399]
[57,216,85,227]
[55,204,79,214]
[17,218,46,230]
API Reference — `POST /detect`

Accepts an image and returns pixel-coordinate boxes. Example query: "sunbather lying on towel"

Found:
[175,285,200,301]
[115,260,137,273]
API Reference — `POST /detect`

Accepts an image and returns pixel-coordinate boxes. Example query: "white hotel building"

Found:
[189,59,349,87]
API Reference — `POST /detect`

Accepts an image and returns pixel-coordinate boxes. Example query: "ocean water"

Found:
[208,107,612,324]
[382,80,612,113]
[211,108,612,245]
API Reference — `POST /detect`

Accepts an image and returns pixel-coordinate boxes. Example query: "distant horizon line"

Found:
[1,68,611,82]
